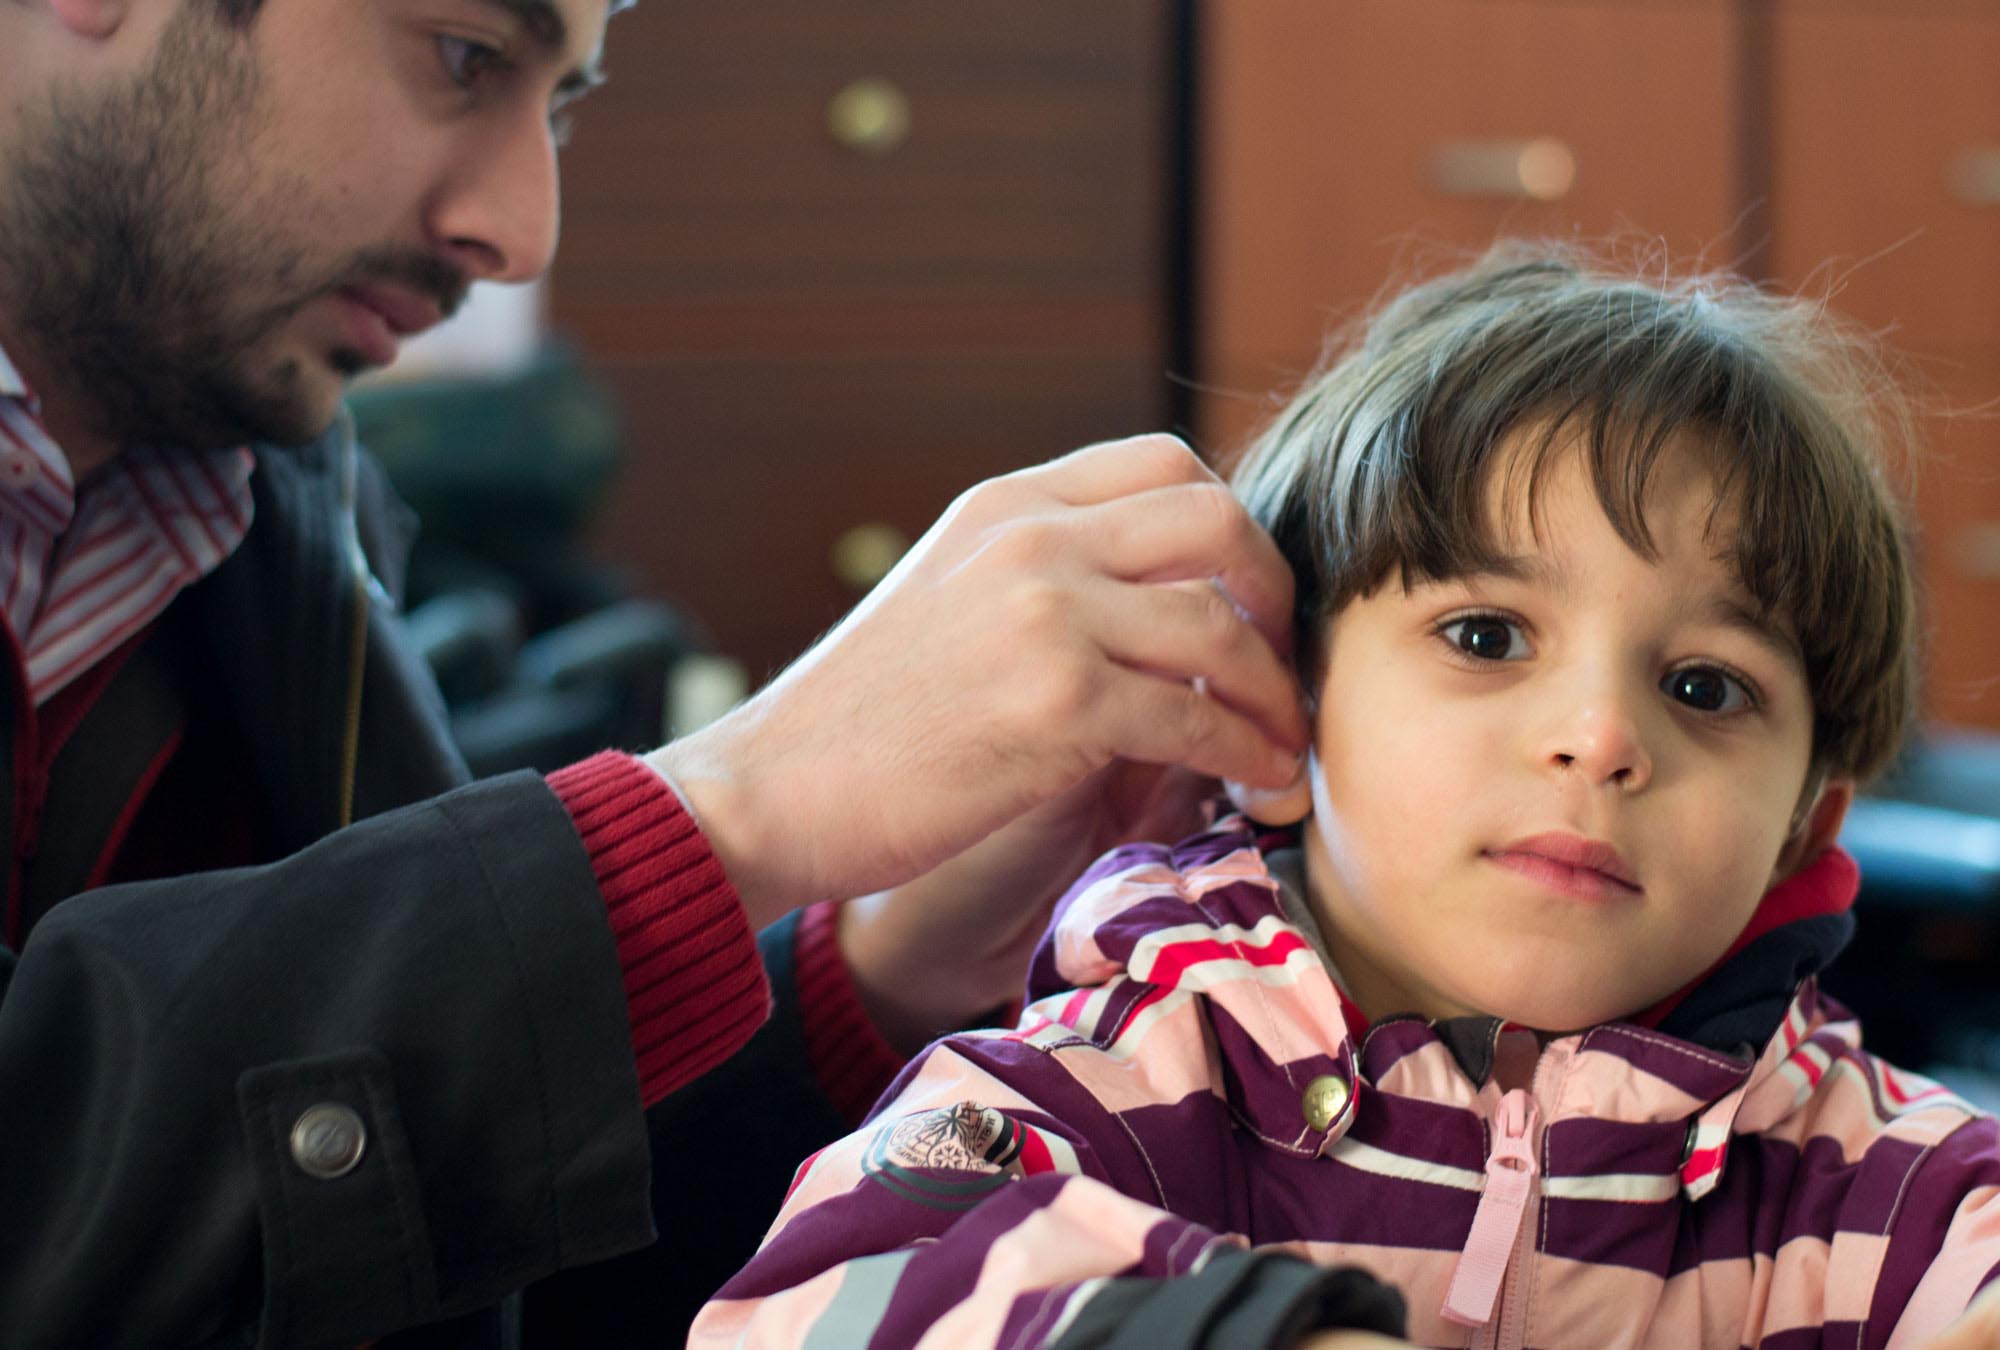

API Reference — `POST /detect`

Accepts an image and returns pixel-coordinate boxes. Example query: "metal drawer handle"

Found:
[1947,148,2000,207]
[828,79,912,155]
[1429,136,1576,202]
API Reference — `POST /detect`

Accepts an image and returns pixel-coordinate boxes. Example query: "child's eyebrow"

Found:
[1702,595,1804,667]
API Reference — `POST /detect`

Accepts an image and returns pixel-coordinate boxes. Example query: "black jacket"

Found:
[0,427,848,1348]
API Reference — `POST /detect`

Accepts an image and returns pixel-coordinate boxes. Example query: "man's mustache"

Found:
[333,249,472,322]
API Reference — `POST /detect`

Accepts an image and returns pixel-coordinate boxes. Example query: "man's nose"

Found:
[1536,672,1655,792]
[425,109,562,286]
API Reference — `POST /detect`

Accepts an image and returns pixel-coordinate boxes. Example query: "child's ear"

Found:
[1223,766,1313,826]
[1773,777,1855,881]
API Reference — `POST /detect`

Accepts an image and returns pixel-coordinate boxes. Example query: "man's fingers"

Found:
[1089,665,1306,790]
[1077,576,1309,754]
[1068,481,1299,659]
[1015,433,1218,507]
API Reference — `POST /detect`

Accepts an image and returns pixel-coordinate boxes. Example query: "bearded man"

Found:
[0,0,1310,1344]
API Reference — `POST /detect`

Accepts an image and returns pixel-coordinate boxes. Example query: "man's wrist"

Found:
[643,720,801,932]
[794,901,910,1123]
[547,752,770,1106]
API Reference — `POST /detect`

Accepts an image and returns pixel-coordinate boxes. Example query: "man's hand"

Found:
[839,760,1216,1052]
[649,434,1309,931]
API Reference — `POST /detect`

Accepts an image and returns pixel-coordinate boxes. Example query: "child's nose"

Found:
[1540,693,1654,792]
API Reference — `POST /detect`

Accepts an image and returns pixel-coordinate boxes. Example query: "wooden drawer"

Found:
[556,0,1171,358]
[1769,3,2000,355]
[551,1,1178,675]
[585,350,1168,677]
[1197,0,1741,455]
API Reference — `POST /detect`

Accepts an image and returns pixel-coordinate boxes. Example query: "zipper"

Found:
[1443,1086,1543,1344]
[332,407,382,831]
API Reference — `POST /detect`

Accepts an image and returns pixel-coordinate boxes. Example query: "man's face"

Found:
[0,0,607,453]
[1300,436,1834,1033]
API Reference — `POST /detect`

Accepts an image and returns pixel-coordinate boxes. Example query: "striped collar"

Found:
[0,343,28,405]
[0,336,257,704]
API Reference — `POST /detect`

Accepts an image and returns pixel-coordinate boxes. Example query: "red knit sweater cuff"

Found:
[547,751,770,1108]
[795,900,910,1125]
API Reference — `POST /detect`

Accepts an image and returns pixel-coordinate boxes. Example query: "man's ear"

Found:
[48,0,131,40]
[1773,776,1855,881]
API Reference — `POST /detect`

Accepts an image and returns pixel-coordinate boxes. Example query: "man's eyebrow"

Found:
[468,0,608,97]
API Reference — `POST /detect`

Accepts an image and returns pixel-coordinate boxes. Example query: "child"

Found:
[690,245,2000,1349]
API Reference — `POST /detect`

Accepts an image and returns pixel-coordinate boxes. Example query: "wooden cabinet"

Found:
[552,1,1178,678]
[1199,0,2000,730]
[1766,2,2000,730]
[1198,0,1742,456]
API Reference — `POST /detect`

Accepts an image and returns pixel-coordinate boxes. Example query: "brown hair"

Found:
[1229,241,1919,783]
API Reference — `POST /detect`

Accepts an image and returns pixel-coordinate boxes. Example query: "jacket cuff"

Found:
[795,900,909,1125]
[547,751,770,1107]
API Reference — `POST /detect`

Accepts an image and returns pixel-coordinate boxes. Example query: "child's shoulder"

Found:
[1738,993,1994,1170]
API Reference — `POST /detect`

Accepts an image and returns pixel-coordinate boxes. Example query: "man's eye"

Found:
[1661,665,1754,714]
[1440,615,1530,662]
[437,35,507,89]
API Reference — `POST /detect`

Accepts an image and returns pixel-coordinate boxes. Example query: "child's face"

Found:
[1294,435,1848,1032]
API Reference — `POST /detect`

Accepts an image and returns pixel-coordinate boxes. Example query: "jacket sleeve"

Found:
[1871,1112,2000,1346]
[0,772,657,1350]
[516,907,860,1345]
[690,1017,1405,1349]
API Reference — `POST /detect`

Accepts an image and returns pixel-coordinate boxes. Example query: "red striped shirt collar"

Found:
[0,338,256,704]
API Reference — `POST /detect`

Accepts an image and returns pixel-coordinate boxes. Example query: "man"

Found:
[0,0,1309,1344]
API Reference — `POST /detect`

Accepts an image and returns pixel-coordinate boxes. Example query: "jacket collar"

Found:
[1034,814,1864,1193]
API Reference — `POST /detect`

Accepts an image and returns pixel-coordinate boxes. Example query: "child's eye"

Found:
[1661,665,1756,714]
[436,34,509,90]
[1439,614,1531,662]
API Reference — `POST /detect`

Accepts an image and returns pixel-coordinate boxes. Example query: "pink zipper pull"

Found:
[1441,1089,1541,1328]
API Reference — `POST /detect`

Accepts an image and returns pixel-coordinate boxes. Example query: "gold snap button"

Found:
[1302,1075,1349,1132]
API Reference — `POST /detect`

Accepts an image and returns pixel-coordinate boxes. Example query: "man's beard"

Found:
[0,5,466,453]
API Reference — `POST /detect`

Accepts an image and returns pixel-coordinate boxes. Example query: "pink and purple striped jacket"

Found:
[694,819,2000,1349]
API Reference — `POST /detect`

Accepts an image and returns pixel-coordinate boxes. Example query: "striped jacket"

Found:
[694,819,2000,1349]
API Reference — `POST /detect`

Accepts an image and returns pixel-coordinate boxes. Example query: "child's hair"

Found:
[1229,240,1919,785]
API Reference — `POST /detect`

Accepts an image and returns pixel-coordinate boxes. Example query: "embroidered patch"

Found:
[861,1103,1031,1211]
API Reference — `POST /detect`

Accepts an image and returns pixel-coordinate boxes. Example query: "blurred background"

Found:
[355,0,1998,1085]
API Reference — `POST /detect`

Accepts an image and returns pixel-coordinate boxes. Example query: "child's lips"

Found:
[1483,832,1643,901]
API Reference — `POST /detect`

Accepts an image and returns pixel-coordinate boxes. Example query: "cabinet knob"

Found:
[1947,148,2000,207]
[1429,136,1576,202]
[833,522,911,590]
[827,79,912,155]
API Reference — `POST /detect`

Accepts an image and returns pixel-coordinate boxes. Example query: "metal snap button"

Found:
[1680,1120,1700,1167]
[290,1103,367,1180]
[1302,1075,1350,1132]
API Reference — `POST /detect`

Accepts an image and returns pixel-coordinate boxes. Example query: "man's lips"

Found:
[331,284,446,368]
[340,283,444,338]
[1483,832,1642,901]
